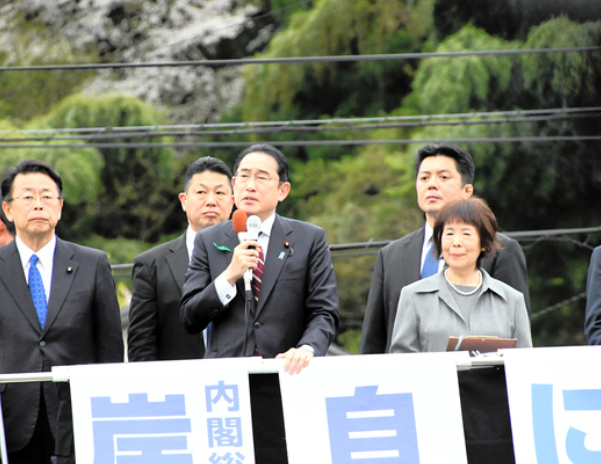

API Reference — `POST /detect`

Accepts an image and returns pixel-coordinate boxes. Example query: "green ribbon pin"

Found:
[213,242,231,252]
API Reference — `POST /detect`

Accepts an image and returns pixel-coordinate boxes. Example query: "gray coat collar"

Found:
[412,268,509,300]
[411,269,510,325]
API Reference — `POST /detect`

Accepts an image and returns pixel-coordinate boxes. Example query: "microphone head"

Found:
[232,210,248,234]
[246,215,262,235]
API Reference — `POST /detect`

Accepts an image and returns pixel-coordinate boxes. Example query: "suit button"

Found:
[39,341,46,347]
[254,322,261,329]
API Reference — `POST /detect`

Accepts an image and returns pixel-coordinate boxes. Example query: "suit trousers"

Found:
[6,386,74,464]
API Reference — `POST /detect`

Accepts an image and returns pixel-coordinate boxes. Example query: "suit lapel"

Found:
[256,215,292,315]
[406,227,425,282]
[217,225,245,294]
[437,274,467,325]
[0,241,41,333]
[45,239,77,334]
[166,234,189,290]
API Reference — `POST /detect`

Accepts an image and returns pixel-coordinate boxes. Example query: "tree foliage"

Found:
[396,17,601,346]
[36,94,180,242]
[243,0,434,123]
[0,16,96,123]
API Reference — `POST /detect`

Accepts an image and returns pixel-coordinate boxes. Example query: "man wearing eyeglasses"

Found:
[0,159,124,464]
[181,144,339,463]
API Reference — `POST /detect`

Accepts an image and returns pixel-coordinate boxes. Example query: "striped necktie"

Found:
[29,254,48,328]
[252,234,265,302]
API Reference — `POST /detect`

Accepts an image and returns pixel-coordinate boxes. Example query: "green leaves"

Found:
[243,0,433,122]
[413,25,517,113]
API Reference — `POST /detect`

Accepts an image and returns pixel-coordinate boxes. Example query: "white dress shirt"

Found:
[185,224,196,261]
[215,213,275,305]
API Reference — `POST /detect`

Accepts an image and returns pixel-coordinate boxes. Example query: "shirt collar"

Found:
[15,234,57,270]
[185,224,196,261]
[259,213,276,238]
[424,222,434,245]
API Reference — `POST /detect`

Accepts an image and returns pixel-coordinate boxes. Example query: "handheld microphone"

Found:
[232,210,248,236]
[231,210,262,295]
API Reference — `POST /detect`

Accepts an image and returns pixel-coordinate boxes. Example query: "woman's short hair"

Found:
[433,197,500,268]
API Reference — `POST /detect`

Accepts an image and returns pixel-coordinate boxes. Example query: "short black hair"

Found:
[433,197,500,269]
[0,195,15,236]
[415,143,475,186]
[184,156,233,192]
[1,159,63,199]
[233,144,289,183]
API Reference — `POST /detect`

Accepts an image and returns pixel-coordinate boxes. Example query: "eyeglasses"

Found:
[7,194,62,206]
[235,172,279,187]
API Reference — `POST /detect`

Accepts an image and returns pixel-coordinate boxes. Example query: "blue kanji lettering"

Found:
[208,452,246,464]
[116,436,192,463]
[92,393,186,418]
[206,381,240,412]
[532,384,559,464]
[325,386,419,464]
[532,384,601,464]
[207,417,243,448]
[563,389,601,464]
[91,393,192,464]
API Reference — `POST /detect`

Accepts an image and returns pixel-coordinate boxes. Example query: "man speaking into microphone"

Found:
[180,144,339,374]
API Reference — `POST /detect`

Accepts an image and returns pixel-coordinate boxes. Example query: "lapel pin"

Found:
[67,267,72,273]
[283,241,293,256]
[278,251,285,260]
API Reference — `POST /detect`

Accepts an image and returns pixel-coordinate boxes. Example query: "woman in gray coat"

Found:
[389,197,532,353]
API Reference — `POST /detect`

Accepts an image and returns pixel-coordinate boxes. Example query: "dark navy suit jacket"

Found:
[0,238,123,454]
[128,234,205,361]
[180,215,339,358]
[585,246,601,344]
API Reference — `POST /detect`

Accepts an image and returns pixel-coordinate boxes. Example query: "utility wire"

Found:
[2,135,600,150]
[0,46,598,72]
[531,293,586,321]
[2,106,597,139]
[111,226,601,264]
[2,112,599,143]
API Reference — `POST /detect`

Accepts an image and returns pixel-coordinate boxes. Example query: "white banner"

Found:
[69,358,259,464]
[279,352,469,464]
[504,346,601,464]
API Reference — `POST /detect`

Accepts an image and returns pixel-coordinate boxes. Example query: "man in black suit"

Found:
[181,144,338,369]
[127,156,234,361]
[360,143,530,354]
[0,159,124,464]
[181,144,339,463]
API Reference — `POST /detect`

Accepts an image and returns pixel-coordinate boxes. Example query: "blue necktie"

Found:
[421,242,439,279]
[29,255,48,328]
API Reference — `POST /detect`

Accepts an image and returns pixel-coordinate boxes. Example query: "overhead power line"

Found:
[1,107,598,147]
[0,46,598,72]
[1,108,599,142]
[327,226,601,254]
[1,135,599,150]
[2,106,597,138]
[531,293,586,321]
[110,225,601,270]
